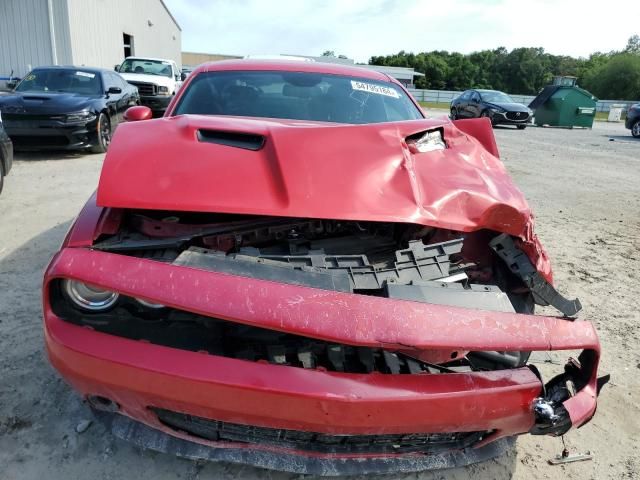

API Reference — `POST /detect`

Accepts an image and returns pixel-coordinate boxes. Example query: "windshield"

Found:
[480,91,513,103]
[120,59,173,77]
[173,71,423,124]
[15,69,102,95]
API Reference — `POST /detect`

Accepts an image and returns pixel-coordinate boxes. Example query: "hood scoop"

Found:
[197,129,265,151]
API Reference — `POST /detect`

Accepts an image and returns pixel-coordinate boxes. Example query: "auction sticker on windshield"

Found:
[351,80,400,98]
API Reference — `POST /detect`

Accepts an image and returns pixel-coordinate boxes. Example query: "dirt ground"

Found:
[0,121,638,480]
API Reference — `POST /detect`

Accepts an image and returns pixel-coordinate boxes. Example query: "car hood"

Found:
[97,115,552,275]
[486,102,530,112]
[0,92,97,114]
[120,72,174,87]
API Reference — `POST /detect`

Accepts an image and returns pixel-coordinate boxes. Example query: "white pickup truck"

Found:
[115,57,185,115]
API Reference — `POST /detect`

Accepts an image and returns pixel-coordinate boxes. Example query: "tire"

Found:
[450,107,457,120]
[90,113,111,154]
[632,120,640,138]
[0,159,4,195]
[517,125,527,130]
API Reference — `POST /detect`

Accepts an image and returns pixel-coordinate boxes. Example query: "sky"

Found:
[163,0,640,62]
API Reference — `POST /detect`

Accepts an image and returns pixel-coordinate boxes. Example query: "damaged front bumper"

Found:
[43,247,602,475]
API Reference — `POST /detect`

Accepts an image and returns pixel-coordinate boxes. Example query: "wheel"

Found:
[90,113,111,154]
[450,107,457,120]
[632,120,640,138]
[480,110,495,124]
[517,125,527,130]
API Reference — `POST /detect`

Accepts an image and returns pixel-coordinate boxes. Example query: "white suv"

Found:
[116,57,185,115]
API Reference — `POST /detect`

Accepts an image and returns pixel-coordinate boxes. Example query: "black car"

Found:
[0,66,140,152]
[450,89,532,129]
[625,104,640,138]
[0,111,13,195]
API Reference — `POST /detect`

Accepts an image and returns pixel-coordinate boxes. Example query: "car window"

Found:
[479,91,514,103]
[104,72,120,91]
[459,91,471,101]
[120,59,173,78]
[15,69,103,95]
[173,71,423,124]
[471,92,480,102]
[114,73,129,90]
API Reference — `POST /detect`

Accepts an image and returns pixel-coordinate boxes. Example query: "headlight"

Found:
[489,107,504,114]
[66,110,96,123]
[63,279,119,311]
[158,86,170,95]
[406,129,446,153]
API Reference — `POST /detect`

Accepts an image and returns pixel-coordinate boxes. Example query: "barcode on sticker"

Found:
[351,81,399,98]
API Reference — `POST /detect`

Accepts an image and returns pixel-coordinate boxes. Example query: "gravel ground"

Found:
[0,121,638,479]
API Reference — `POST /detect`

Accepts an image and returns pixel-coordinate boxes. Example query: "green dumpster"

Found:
[529,76,598,128]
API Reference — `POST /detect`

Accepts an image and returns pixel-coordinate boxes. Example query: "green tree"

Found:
[587,54,640,100]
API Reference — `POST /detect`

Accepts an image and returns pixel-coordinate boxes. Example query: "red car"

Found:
[43,60,606,475]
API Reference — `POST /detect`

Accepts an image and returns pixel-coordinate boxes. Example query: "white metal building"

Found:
[0,0,181,80]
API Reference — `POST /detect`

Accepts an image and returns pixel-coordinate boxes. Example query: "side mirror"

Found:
[6,79,18,90]
[180,72,187,81]
[107,86,122,95]
[124,105,152,122]
[114,65,120,72]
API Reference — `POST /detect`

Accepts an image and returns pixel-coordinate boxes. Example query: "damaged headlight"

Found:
[62,279,119,312]
[406,129,446,153]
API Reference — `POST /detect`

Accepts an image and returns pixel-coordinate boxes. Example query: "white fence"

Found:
[407,88,638,113]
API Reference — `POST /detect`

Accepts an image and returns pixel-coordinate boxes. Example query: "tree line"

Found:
[367,36,640,100]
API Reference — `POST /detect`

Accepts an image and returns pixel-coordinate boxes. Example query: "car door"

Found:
[468,91,482,118]
[172,62,183,92]
[455,91,471,118]
[116,73,138,108]
[103,72,125,125]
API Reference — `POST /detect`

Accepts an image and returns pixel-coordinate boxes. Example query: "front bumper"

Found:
[4,118,99,150]
[43,247,601,473]
[139,94,172,114]
[490,111,531,126]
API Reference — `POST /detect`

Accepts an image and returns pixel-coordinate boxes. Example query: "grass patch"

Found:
[419,101,451,110]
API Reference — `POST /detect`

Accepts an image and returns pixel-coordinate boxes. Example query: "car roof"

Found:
[476,89,505,94]
[32,65,108,74]
[194,59,394,83]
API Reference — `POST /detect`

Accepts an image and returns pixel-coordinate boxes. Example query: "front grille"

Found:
[11,135,68,147]
[129,81,156,96]
[506,111,529,121]
[152,407,489,454]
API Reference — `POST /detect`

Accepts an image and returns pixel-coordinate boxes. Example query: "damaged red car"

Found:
[43,60,606,475]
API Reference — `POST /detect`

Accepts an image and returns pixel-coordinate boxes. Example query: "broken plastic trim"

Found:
[529,351,609,436]
[490,233,582,317]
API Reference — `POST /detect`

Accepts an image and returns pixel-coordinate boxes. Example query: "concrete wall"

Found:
[0,0,55,77]
[65,0,182,69]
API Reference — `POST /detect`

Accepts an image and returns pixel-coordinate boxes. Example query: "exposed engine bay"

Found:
[50,210,583,375]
